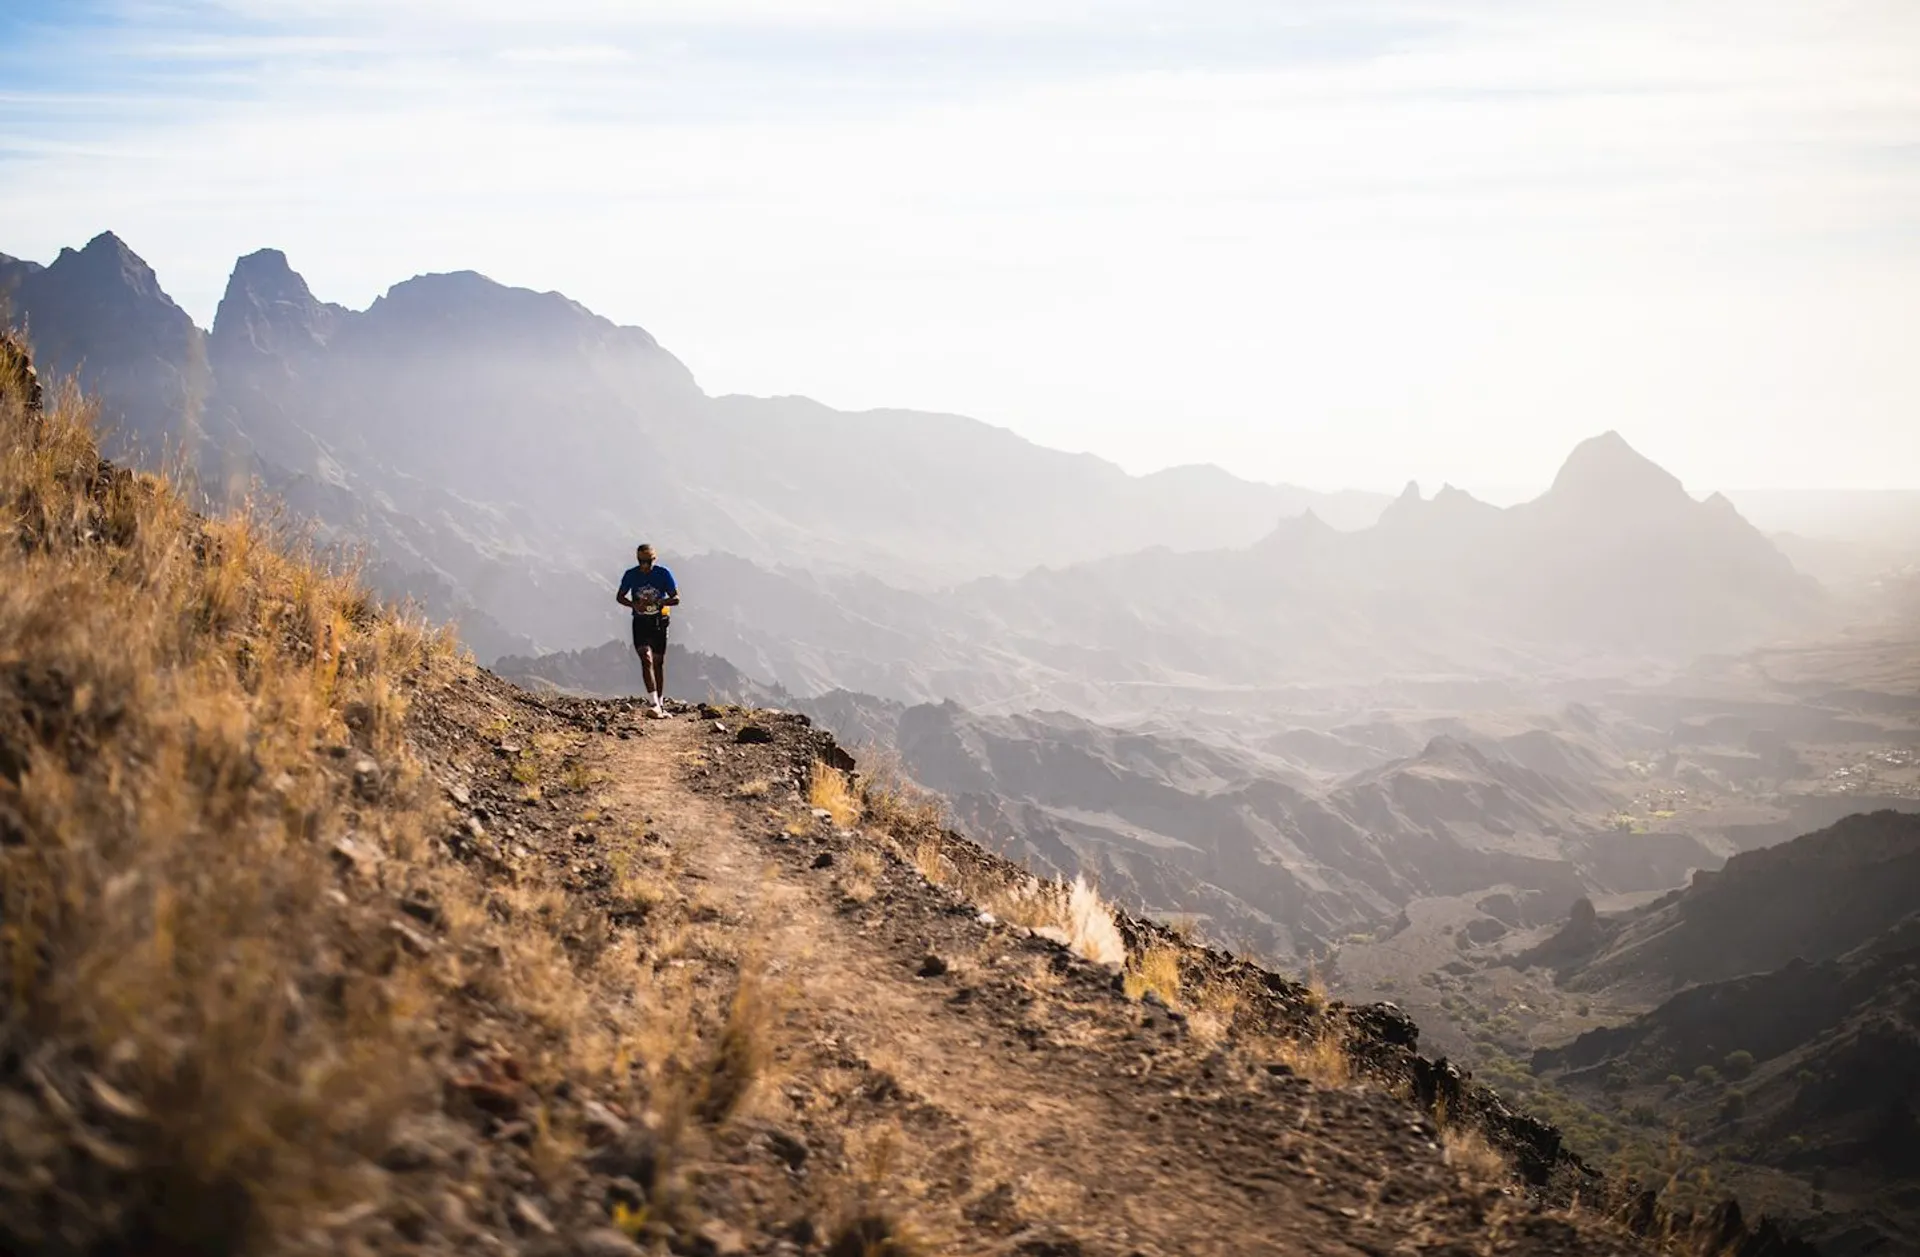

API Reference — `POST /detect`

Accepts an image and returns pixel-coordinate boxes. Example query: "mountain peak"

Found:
[78,230,135,261]
[1547,431,1684,503]
[50,231,164,299]
[212,248,339,358]
[1375,479,1428,529]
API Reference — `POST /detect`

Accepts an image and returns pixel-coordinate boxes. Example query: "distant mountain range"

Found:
[3,232,1830,705]
[1,232,1385,658]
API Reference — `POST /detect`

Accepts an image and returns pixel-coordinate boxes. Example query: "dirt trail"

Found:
[592,715,1616,1257]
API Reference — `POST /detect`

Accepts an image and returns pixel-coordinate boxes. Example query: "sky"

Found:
[2,0,1917,494]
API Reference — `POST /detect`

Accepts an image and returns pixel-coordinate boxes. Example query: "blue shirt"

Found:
[619,564,677,617]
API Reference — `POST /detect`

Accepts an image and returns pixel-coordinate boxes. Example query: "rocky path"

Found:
[585,713,1636,1257]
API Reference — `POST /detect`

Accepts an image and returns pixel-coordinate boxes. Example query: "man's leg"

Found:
[633,620,658,699]
[654,640,668,703]
[640,649,659,698]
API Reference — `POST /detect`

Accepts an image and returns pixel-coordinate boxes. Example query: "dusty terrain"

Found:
[374,665,1822,1256]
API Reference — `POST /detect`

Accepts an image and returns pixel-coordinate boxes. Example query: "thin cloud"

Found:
[498,44,634,65]
[2,0,1916,490]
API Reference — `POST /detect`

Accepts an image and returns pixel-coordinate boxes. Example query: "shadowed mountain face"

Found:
[1531,809,1920,999]
[0,234,208,464]
[1531,812,1920,1255]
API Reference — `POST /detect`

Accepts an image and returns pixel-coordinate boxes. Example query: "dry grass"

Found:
[1122,942,1183,1005]
[858,749,946,838]
[1432,1095,1511,1187]
[1441,1123,1511,1185]
[809,758,861,827]
[976,874,1126,967]
[1187,980,1244,1044]
[0,365,474,1250]
[695,965,772,1124]
[841,848,884,904]
[909,836,949,886]
[0,340,716,1251]
[734,777,772,799]
[1268,1025,1353,1089]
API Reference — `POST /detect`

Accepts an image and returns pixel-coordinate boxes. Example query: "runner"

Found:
[616,543,679,717]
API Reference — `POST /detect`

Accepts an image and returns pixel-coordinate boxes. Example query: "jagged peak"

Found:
[221,247,320,306]
[53,231,155,283]
[40,232,186,320]
[1376,479,1426,527]
[212,247,339,355]
[77,230,135,260]
[1546,430,1685,502]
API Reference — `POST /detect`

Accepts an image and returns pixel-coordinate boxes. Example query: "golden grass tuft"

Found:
[695,965,771,1124]
[1442,1123,1511,1185]
[858,749,946,839]
[809,758,862,827]
[1062,875,1127,967]
[909,835,948,886]
[1269,1025,1352,1089]
[841,847,884,904]
[1122,941,1183,1005]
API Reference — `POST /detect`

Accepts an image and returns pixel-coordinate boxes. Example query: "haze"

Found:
[4,0,1918,493]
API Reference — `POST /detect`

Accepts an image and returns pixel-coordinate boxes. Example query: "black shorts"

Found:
[632,615,669,656]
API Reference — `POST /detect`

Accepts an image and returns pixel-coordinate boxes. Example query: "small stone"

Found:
[575,1228,643,1257]
[465,815,486,839]
[580,1098,629,1144]
[810,852,834,870]
[379,1135,444,1172]
[387,918,436,956]
[84,1072,148,1122]
[735,724,775,745]
[696,1219,747,1255]
[811,808,832,821]
[766,1129,809,1172]
[352,758,382,799]
[399,891,441,926]
[917,954,949,978]
[449,783,472,806]
[511,1193,556,1235]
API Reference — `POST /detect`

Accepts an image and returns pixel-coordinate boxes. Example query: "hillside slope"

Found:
[1533,810,1920,999]
[0,336,1822,1255]
[1528,813,1920,1254]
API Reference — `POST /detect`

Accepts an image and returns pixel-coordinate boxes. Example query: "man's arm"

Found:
[615,571,635,608]
[662,570,680,607]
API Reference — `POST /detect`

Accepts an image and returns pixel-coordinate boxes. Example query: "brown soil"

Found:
[400,674,1663,1257]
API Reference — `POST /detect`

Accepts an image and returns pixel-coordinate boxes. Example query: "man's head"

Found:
[636,543,655,570]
